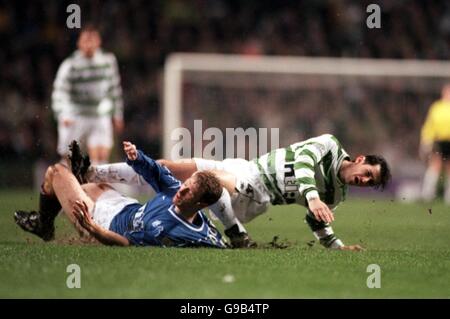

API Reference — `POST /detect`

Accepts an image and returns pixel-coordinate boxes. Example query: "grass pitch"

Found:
[0,189,449,298]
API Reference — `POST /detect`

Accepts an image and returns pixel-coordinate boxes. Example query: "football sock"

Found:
[421,168,439,201]
[39,189,62,224]
[85,163,146,185]
[209,188,246,233]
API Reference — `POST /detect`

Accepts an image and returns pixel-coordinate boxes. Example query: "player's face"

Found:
[173,174,203,211]
[77,31,101,58]
[345,156,381,187]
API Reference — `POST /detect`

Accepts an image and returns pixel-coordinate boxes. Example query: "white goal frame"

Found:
[163,53,450,159]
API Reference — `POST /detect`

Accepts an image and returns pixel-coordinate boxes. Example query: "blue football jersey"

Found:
[109,150,227,248]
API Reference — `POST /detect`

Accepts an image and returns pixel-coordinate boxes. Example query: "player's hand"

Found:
[113,117,124,135]
[72,200,95,233]
[339,244,365,252]
[123,141,138,160]
[307,198,334,223]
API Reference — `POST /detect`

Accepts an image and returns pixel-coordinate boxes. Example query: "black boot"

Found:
[14,210,55,241]
[224,224,257,248]
[14,190,61,242]
[68,140,91,184]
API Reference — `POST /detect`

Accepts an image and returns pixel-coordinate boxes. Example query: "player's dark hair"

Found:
[194,171,222,205]
[364,155,391,190]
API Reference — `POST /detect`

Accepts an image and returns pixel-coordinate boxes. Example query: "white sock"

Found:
[209,188,246,232]
[421,168,440,201]
[86,163,146,185]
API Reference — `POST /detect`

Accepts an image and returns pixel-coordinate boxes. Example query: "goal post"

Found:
[164,53,450,158]
[163,53,450,198]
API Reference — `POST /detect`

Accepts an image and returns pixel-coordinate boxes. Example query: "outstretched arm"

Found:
[294,134,343,223]
[304,210,363,251]
[72,200,130,246]
[307,197,334,224]
[123,141,180,193]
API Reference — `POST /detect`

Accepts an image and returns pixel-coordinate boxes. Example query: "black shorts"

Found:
[433,141,450,159]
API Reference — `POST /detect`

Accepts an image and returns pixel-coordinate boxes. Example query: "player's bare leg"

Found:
[48,163,115,240]
[422,153,442,201]
[49,164,117,242]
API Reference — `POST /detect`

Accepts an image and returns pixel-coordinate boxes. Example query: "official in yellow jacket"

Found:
[420,84,450,204]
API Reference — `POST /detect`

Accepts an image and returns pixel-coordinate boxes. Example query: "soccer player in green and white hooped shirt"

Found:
[52,25,124,164]
[77,134,391,250]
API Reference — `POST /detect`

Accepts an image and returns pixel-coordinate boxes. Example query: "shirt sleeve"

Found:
[126,150,181,194]
[51,59,72,118]
[293,134,340,201]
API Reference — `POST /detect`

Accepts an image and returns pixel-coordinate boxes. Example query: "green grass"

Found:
[1,190,449,298]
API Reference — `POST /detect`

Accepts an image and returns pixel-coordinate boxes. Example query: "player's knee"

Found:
[42,165,57,194]
[52,163,66,175]
[45,164,60,180]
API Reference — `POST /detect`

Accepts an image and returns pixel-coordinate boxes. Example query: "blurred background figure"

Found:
[420,84,450,204]
[52,24,124,164]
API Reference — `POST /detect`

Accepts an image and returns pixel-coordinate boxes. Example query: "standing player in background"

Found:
[420,84,450,204]
[52,25,124,164]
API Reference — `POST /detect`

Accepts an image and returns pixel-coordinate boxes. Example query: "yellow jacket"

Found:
[421,99,450,145]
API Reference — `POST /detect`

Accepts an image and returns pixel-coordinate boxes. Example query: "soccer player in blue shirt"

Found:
[14,141,227,248]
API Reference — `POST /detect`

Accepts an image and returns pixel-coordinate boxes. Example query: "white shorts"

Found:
[92,189,139,230]
[57,114,113,156]
[194,158,271,223]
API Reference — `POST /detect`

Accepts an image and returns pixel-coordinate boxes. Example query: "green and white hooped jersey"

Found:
[254,134,349,209]
[52,49,123,119]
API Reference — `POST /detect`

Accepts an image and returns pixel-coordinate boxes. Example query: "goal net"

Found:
[163,53,450,198]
